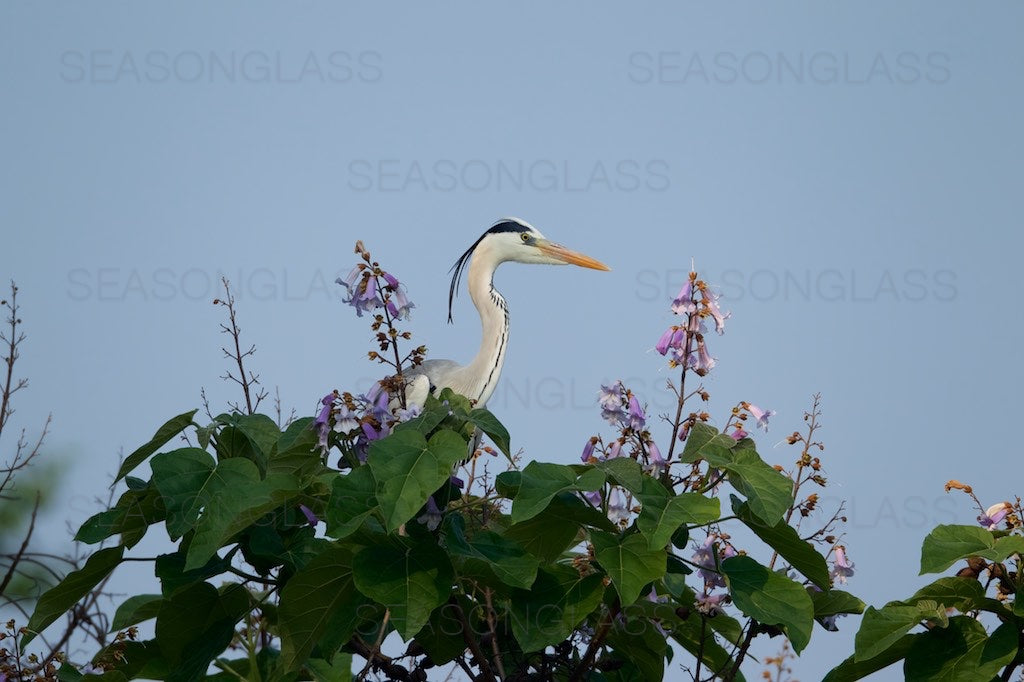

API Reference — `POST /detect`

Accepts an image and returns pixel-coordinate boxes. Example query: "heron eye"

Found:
[520,233,530,242]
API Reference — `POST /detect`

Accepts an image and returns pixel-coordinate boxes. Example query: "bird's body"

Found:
[401,218,608,410]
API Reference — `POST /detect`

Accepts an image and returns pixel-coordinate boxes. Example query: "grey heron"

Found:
[401,217,610,410]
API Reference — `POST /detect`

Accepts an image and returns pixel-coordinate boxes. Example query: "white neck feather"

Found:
[457,243,509,406]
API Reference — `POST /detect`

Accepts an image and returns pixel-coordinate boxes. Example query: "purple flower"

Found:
[607,488,630,526]
[581,438,597,463]
[337,265,362,292]
[730,427,748,441]
[628,395,646,432]
[672,280,696,315]
[388,287,414,320]
[978,502,1012,530]
[693,535,733,588]
[705,292,729,335]
[299,504,319,527]
[332,403,360,434]
[695,591,727,616]
[655,327,675,355]
[688,338,716,376]
[584,490,603,507]
[382,271,400,289]
[344,274,382,317]
[315,392,334,454]
[606,439,622,459]
[361,421,385,442]
[831,545,855,585]
[363,383,390,421]
[645,440,665,475]
[450,475,465,489]
[598,382,626,424]
[396,403,421,423]
[746,403,776,431]
[416,497,443,531]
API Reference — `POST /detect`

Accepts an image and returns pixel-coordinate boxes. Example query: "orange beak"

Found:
[536,240,611,271]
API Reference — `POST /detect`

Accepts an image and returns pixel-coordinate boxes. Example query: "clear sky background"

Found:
[2,2,1022,679]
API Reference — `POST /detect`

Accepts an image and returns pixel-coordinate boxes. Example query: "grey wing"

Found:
[405,359,462,396]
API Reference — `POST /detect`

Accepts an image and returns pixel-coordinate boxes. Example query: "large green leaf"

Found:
[115,410,198,482]
[75,486,166,548]
[155,582,250,682]
[269,417,324,481]
[672,616,744,681]
[904,616,1018,681]
[721,555,814,653]
[680,421,737,465]
[151,448,227,539]
[907,576,998,615]
[185,471,299,570]
[594,457,645,494]
[468,408,511,459]
[111,593,164,631]
[724,448,792,525]
[442,514,539,590]
[605,617,668,681]
[732,496,830,589]
[509,461,583,524]
[510,566,605,652]
[368,428,466,532]
[24,546,125,645]
[823,634,918,682]
[854,602,947,661]
[919,525,995,574]
[279,545,367,672]
[591,531,667,605]
[352,537,454,639]
[326,466,379,539]
[809,589,865,618]
[636,478,720,550]
[504,494,588,562]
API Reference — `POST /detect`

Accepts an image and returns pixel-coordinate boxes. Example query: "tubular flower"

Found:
[580,437,597,463]
[584,490,603,508]
[314,392,335,454]
[388,287,414,320]
[598,382,626,424]
[695,591,728,616]
[299,504,319,527]
[381,271,400,289]
[416,497,443,531]
[628,395,646,431]
[730,427,748,441]
[645,440,666,475]
[689,338,716,375]
[343,274,382,317]
[607,488,630,526]
[655,326,675,355]
[978,501,1012,530]
[606,439,623,459]
[332,403,360,434]
[338,265,362,293]
[704,292,729,335]
[831,545,855,584]
[745,403,776,431]
[693,536,727,588]
[672,280,696,315]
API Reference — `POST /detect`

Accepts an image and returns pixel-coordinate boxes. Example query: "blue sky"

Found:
[2,2,1022,678]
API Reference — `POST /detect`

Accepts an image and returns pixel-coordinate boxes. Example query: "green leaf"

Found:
[279,545,366,672]
[732,496,830,589]
[721,555,814,654]
[115,410,198,482]
[441,514,540,589]
[111,594,164,631]
[809,589,865,618]
[270,417,324,480]
[155,582,250,681]
[185,471,299,570]
[306,654,354,682]
[412,598,473,666]
[154,550,232,597]
[468,408,511,459]
[510,567,605,652]
[151,448,222,538]
[605,617,668,681]
[326,466,378,539]
[724,448,793,525]
[919,524,996,574]
[591,531,667,605]
[855,603,944,661]
[352,536,454,639]
[510,461,581,524]
[24,546,125,646]
[904,616,1018,680]
[680,421,737,465]
[368,428,467,532]
[636,478,720,550]
[823,634,918,682]
[494,470,521,498]
[504,494,587,562]
[594,457,644,494]
[907,576,993,614]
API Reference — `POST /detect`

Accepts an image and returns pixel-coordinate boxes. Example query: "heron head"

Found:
[447,217,610,321]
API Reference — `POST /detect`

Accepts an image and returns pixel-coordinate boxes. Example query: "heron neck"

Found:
[464,253,509,406]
